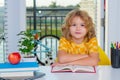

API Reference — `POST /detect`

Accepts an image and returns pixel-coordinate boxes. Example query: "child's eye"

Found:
[80,24,85,27]
[71,24,76,26]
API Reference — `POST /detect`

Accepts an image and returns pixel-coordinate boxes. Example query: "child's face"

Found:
[70,16,87,40]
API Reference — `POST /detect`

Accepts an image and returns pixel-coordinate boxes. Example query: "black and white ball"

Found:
[44,57,54,66]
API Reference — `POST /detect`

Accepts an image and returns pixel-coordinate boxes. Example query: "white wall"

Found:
[107,0,120,57]
[4,0,26,57]
[100,0,105,50]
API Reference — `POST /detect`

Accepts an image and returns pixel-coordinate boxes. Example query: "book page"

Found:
[52,65,73,71]
[72,65,95,72]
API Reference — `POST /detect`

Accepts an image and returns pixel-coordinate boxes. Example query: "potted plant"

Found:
[18,30,36,62]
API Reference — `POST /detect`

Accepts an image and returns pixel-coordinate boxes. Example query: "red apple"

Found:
[8,52,21,64]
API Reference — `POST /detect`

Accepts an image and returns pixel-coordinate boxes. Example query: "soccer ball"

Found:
[44,57,54,66]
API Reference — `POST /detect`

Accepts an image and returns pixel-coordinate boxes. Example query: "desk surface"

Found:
[36,66,120,80]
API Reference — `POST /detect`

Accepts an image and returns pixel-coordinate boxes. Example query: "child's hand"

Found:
[51,62,59,66]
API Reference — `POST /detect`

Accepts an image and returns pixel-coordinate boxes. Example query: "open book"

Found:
[51,65,96,73]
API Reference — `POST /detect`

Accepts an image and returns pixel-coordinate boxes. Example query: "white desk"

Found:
[36,66,120,80]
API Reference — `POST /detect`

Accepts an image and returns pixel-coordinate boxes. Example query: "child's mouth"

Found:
[75,32,81,34]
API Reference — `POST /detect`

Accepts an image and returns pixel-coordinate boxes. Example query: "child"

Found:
[52,9,99,66]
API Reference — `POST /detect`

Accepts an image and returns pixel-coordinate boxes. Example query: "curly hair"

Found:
[61,9,96,42]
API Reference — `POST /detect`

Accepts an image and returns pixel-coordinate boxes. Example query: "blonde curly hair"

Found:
[61,9,96,42]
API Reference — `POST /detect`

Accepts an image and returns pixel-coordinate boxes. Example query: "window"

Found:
[0,0,5,63]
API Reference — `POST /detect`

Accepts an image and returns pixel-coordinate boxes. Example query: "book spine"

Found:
[0,67,39,72]
[0,71,34,77]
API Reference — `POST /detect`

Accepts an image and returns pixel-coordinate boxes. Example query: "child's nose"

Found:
[76,26,81,30]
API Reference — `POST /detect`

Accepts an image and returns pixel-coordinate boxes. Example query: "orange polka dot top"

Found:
[58,37,98,55]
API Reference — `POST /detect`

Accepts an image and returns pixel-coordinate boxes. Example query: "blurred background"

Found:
[0,0,120,63]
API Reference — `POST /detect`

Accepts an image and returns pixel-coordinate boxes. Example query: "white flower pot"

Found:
[22,57,36,62]
[21,54,36,62]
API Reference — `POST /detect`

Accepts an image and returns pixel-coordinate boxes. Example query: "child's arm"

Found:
[57,50,99,66]
[67,53,99,66]
[57,50,88,63]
